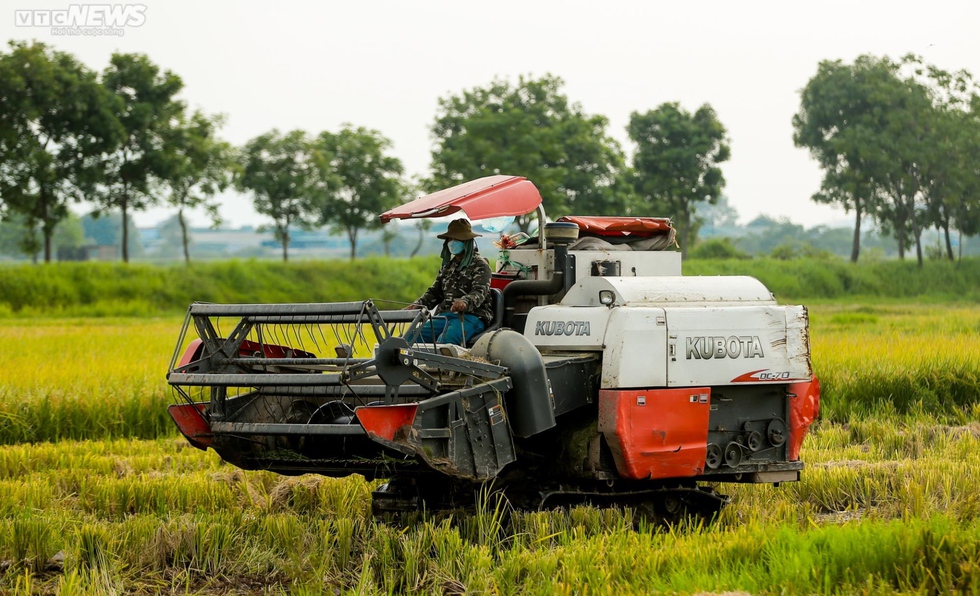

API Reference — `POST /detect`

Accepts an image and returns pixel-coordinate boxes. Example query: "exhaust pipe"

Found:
[502,242,567,330]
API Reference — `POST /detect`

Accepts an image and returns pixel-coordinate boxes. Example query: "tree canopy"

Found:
[429,74,633,231]
[6,39,980,267]
[628,102,730,258]
[95,52,185,262]
[236,130,323,262]
[315,126,404,260]
[0,41,120,262]
[794,54,980,265]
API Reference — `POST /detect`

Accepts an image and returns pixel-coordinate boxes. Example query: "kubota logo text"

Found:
[535,320,591,337]
[686,336,765,359]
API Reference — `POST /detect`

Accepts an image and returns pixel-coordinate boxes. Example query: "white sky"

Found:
[4,0,979,229]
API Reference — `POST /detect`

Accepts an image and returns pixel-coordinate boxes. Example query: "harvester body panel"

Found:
[665,305,812,387]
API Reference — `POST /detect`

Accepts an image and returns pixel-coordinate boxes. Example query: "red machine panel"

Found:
[597,387,711,480]
[167,403,211,450]
[787,377,820,461]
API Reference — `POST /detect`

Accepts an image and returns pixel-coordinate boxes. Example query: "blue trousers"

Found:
[407,314,485,346]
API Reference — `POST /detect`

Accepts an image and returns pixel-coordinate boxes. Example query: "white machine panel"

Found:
[665,306,812,387]
[566,250,682,283]
[599,307,668,389]
[524,306,610,350]
[561,276,776,308]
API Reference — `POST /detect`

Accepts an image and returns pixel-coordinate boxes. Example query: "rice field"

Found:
[1,302,978,444]
[809,302,980,421]
[1,301,980,593]
[0,318,177,443]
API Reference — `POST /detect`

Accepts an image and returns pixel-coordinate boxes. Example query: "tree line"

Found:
[0,41,732,262]
[2,41,977,265]
[794,54,980,266]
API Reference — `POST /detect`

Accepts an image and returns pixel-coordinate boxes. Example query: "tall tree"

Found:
[236,130,322,262]
[96,52,184,262]
[949,100,980,255]
[802,57,913,262]
[430,74,632,231]
[628,102,730,258]
[160,111,235,263]
[793,56,904,262]
[315,126,404,260]
[793,54,980,266]
[0,41,120,262]
[899,56,980,261]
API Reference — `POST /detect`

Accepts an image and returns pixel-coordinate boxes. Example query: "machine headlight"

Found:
[599,290,615,306]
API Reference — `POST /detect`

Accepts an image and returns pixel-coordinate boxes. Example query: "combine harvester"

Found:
[167,175,819,519]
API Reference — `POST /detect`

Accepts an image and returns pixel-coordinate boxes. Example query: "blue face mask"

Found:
[448,240,466,255]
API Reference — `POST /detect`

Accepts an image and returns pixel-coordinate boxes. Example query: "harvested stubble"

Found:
[1,418,979,594]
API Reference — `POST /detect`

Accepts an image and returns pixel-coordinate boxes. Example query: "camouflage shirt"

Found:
[416,255,493,323]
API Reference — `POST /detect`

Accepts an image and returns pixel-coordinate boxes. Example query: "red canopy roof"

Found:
[380,175,542,223]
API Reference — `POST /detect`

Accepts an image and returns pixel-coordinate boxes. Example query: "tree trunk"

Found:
[912,223,923,268]
[677,209,690,259]
[281,228,289,262]
[121,198,130,263]
[41,190,53,263]
[179,208,191,264]
[850,202,862,263]
[941,217,954,261]
[43,226,53,264]
[348,228,357,261]
[896,219,905,260]
[411,227,423,258]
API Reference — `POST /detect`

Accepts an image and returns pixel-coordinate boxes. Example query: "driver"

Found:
[405,219,493,346]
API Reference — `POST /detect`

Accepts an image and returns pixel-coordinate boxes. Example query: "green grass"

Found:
[810,303,980,421]
[0,258,439,317]
[2,257,980,317]
[0,318,178,443]
[685,256,980,302]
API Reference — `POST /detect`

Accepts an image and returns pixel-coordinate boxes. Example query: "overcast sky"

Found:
[4,0,979,229]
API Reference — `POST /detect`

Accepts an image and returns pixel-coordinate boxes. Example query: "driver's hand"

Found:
[451,299,467,313]
[403,303,421,310]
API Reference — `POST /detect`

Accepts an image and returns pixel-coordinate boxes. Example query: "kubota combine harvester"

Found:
[167,175,820,519]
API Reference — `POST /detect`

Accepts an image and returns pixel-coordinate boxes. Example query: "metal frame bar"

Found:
[188,301,419,324]
[225,357,371,366]
[168,372,343,386]
[210,421,366,436]
[398,348,507,378]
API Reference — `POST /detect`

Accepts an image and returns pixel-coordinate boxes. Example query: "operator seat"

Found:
[465,288,503,347]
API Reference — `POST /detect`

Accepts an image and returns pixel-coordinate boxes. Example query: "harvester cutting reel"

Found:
[166,300,518,484]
